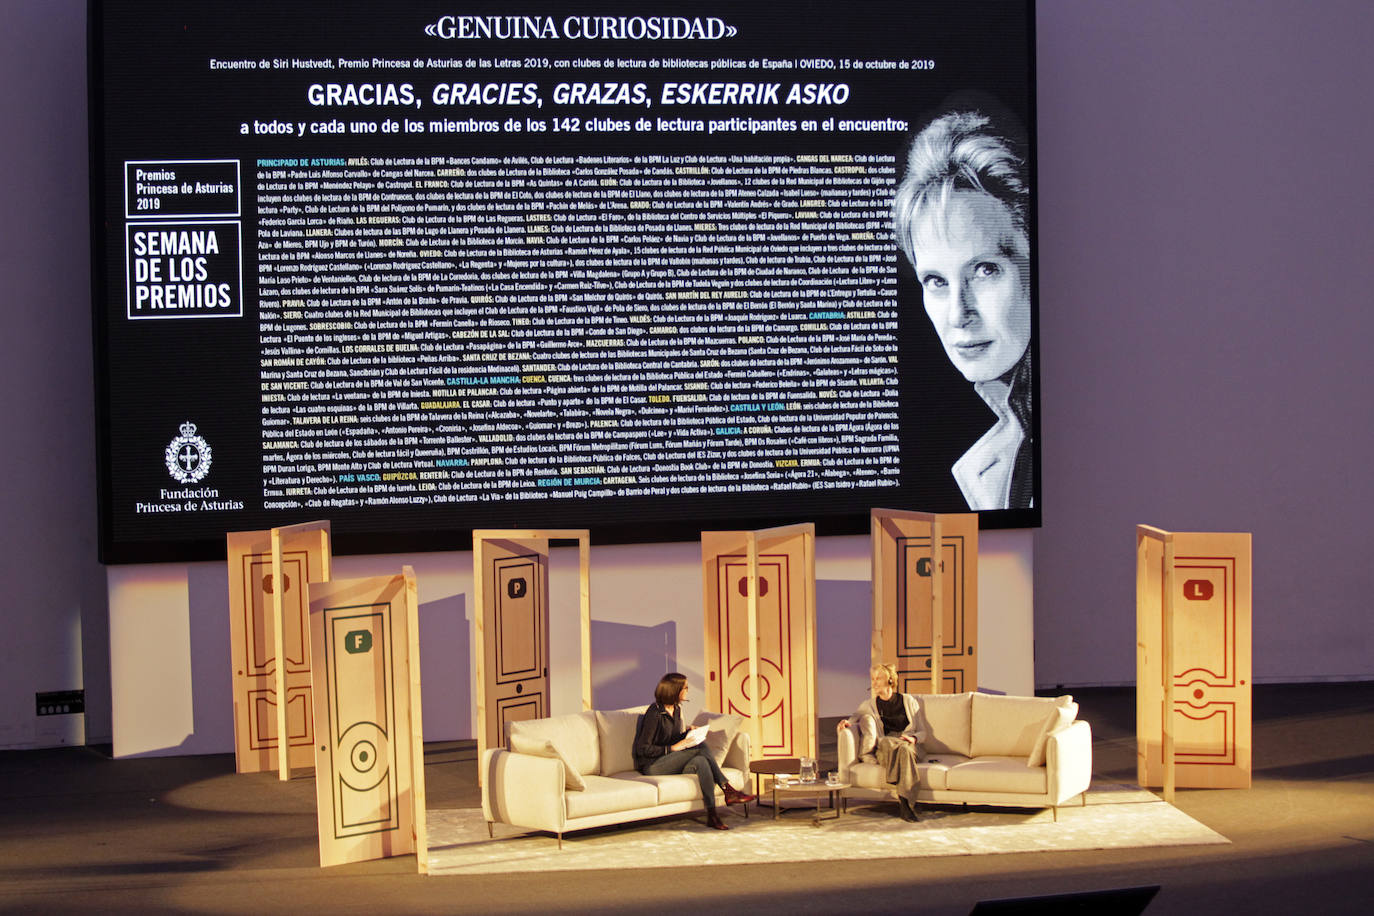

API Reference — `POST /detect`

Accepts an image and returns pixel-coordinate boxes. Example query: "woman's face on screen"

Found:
[909,190,1031,383]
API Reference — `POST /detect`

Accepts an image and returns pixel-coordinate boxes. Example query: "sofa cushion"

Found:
[564,774,659,819]
[509,711,600,776]
[971,693,1066,758]
[849,754,961,792]
[944,756,1048,795]
[1027,698,1078,767]
[918,752,967,791]
[627,772,714,805]
[692,710,744,767]
[595,707,646,776]
[847,759,888,791]
[918,692,972,757]
[508,733,586,790]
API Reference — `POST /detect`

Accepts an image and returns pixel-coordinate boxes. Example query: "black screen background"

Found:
[90,0,1038,562]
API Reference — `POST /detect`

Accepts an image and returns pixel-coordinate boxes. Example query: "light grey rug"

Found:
[425,783,1227,875]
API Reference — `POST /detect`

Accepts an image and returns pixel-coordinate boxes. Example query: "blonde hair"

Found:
[870,663,898,689]
[892,110,1028,270]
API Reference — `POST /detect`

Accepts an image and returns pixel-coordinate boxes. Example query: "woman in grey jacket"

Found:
[840,663,925,821]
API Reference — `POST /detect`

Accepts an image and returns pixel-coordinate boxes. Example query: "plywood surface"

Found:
[225,524,330,775]
[308,573,417,868]
[702,526,816,759]
[1137,528,1252,790]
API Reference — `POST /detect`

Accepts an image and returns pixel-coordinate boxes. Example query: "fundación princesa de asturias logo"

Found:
[165,421,212,484]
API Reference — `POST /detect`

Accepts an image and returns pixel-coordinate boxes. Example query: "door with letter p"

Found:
[476,537,550,757]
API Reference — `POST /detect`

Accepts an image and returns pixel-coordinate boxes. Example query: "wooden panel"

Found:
[496,695,546,737]
[472,529,589,770]
[872,511,979,694]
[226,528,328,774]
[246,689,310,747]
[309,574,416,868]
[476,538,550,757]
[702,527,816,760]
[1136,530,1165,789]
[402,566,428,875]
[1137,529,1252,790]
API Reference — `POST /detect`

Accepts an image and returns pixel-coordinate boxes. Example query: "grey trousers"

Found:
[644,745,725,812]
[876,735,920,801]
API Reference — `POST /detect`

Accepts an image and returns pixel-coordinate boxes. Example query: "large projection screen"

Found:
[91,1,1038,563]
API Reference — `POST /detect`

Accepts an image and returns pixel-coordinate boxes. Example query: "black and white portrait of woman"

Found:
[893,110,1034,510]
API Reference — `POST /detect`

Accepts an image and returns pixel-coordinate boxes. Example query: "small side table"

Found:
[749,758,800,799]
[749,758,838,797]
[771,781,850,825]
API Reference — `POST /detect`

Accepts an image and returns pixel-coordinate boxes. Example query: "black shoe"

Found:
[897,797,919,822]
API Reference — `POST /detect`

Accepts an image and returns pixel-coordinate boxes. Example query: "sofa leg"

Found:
[557,832,563,850]
[1052,806,1058,823]
[486,821,494,839]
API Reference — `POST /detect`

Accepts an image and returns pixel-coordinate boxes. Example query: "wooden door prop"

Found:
[226,521,331,779]
[308,566,428,869]
[473,529,591,762]
[402,566,428,874]
[871,509,979,694]
[1137,526,1252,800]
[702,523,817,760]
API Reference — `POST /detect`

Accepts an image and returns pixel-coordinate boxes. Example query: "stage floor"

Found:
[1,683,1372,914]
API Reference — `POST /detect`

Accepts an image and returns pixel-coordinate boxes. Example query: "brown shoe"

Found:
[722,784,756,806]
[706,811,730,830]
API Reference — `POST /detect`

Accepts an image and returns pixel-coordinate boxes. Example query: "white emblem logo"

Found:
[165,421,212,483]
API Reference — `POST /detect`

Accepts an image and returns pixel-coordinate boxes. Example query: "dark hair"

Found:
[654,672,688,707]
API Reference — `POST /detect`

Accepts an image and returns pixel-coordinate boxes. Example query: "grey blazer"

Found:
[844,693,925,757]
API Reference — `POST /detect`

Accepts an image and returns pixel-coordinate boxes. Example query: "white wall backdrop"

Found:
[1032,0,1374,686]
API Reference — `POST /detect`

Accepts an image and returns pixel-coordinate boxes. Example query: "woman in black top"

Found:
[632,672,755,830]
[839,663,924,821]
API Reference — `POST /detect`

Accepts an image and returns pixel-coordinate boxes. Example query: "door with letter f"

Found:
[308,570,424,868]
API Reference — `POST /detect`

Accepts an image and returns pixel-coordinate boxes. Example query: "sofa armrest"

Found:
[481,747,567,833]
[836,722,858,780]
[1045,719,1093,806]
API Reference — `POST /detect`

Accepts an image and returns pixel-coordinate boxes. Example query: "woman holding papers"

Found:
[633,672,755,830]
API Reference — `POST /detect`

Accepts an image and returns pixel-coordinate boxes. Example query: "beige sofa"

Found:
[836,691,1092,817]
[481,709,752,847]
